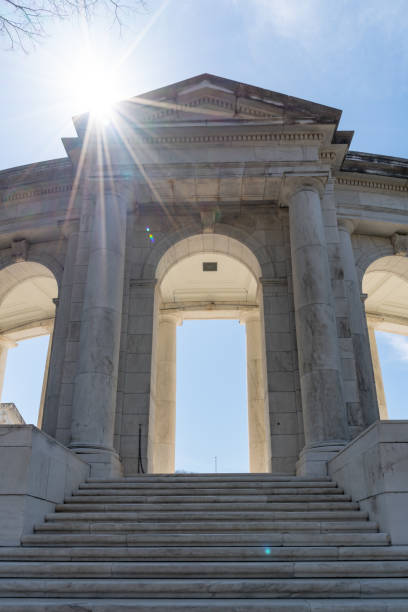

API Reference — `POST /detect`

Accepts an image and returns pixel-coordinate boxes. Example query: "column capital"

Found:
[58,219,80,239]
[159,311,183,326]
[0,335,17,349]
[391,232,408,257]
[280,175,327,206]
[338,218,357,234]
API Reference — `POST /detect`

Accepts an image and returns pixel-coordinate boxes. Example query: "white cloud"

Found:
[379,333,408,363]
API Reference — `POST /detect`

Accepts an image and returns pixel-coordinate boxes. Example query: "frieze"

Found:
[336,176,408,193]
[141,132,324,146]
[1,184,72,204]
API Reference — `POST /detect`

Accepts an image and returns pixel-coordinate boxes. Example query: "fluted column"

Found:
[70,186,128,476]
[288,183,348,475]
[150,313,178,474]
[244,313,271,473]
[338,219,380,425]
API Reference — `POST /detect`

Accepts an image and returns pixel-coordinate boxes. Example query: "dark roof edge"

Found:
[341,150,408,180]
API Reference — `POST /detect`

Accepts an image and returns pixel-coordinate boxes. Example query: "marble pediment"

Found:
[124,74,341,127]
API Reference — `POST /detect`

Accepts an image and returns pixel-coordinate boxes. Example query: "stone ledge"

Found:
[0,425,89,546]
[328,420,408,544]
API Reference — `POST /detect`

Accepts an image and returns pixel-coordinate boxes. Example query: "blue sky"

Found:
[1,0,407,470]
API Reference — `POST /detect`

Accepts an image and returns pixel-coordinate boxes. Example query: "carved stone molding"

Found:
[141,132,324,146]
[1,184,72,204]
[260,277,288,286]
[337,218,357,234]
[130,278,157,288]
[11,239,28,263]
[279,174,328,206]
[200,209,217,234]
[337,176,408,194]
[391,233,408,257]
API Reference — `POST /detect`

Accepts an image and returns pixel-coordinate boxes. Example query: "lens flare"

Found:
[146,227,155,243]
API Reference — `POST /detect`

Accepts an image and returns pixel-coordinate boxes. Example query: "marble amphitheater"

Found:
[0,73,407,610]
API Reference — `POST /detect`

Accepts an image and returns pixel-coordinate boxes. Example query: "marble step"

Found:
[22,532,390,547]
[1,598,408,611]
[0,577,408,598]
[69,493,351,503]
[0,560,407,579]
[45,511,369,523]
[85,472,332,482]
[34,520,378,533]
[79,481,337,490]
[56,501,360,512]
[86,474,332,482]
[3,545,406,562]
[79,477,337,489]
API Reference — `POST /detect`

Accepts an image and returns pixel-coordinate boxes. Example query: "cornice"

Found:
[335,175,408,194]
[0,183,73,204]
[140,132,325,146]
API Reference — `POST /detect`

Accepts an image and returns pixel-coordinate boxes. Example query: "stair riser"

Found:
[86,475,332,482]
[45,511,369,522]
[67,495,352,504]
[1,599,408,611]
[75,488,343,496]
[35,520,378,533]
[22,533,390,546]
[0,561,407,578]
[79,484,338,491]
[55,502,360,512]
[4,546,408,562]
[0,578,407,598]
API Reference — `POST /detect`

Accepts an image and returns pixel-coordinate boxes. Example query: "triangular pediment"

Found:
[124,74,342,126]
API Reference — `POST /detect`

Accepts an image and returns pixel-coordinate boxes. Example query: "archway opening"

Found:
[363,255,408,419]
[0,261,58,426]
[176,319,248,473]
[148,234,271,474]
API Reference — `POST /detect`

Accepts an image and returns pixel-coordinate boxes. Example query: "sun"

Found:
[69,46,119,121]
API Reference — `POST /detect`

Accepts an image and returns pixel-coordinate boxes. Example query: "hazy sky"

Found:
[1,0,407,471]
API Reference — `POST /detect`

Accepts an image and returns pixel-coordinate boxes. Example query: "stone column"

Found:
[0,336,17,400]
[288,182,348,476]
[244,313,271,473]
[338,220,380,425]
[37,328,54,429]
[367,319,388,419]
[70,187,128,477]
[150,313,178,474]
[42,222,79,439]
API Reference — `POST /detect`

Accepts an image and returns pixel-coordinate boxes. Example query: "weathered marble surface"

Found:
[0,403,24,425]
[0,425,89,545]
[329,420,408,544]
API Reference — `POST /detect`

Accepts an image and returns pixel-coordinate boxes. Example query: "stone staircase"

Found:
[0,473,408,610]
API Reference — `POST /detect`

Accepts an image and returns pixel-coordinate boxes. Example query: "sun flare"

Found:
[69,47,119,121]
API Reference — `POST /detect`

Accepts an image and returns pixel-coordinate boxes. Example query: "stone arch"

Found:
[142,222,264,281]
[361,253,408,420]
[147,231,271,475]
[155,233,262,284]
[0,251,63,292]
[0,257,59,428]
[353,235,394,286]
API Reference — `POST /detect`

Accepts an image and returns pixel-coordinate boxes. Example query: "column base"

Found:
[296,442,346,477]
[69,444,123,478]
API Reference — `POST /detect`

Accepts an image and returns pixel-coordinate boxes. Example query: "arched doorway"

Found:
[363,254,408,419]
[147,234,271,474]
[0,261,58,426]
